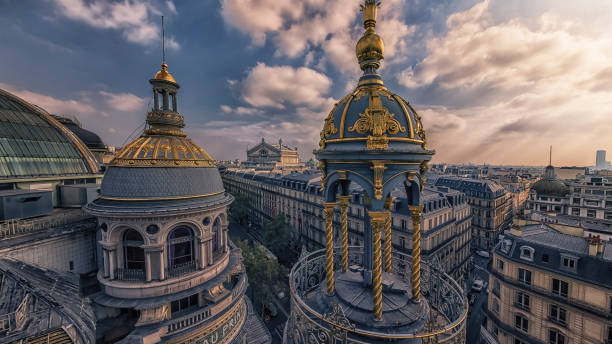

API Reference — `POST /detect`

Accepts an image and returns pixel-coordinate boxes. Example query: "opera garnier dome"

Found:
[284,1,467,343]
[85,60,267,343]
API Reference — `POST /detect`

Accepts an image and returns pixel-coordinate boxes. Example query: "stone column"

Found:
[369,211,386,321]
[103,249,110,278]
[153,89,159,110]
[171,92,177,112]
[144,251,152,282]
[323,202,337,295]
[108,247,117,280]
[198,237,207,269]
[207,239,214,265]
[223,225,228,253]
[159,250,166,280]
[408,205,424,301]
[338,196,351,272]
[162,89,169,110]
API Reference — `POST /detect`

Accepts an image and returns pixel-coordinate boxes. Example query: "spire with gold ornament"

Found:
[284,1,467,343]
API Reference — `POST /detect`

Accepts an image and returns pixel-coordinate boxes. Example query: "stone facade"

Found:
[485,224,612,344]
[433,176,514,250]
[526,171,612,228]
[222,170,472,284]
[243,138,305,172]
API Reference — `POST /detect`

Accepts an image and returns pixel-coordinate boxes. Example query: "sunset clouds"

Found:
[1,0,610,165]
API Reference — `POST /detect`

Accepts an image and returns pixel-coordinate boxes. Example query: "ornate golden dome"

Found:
[153,62,176,83]
[111,135,215,168]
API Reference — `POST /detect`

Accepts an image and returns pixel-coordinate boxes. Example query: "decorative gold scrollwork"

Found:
[318,160,327,191]
[348,92,405,149]
[371,161,386,200]
[319,106,339,149]
[419,161,429,191]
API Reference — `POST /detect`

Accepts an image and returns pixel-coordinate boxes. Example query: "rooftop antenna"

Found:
[161,16,166,63]
[549,145,552,165]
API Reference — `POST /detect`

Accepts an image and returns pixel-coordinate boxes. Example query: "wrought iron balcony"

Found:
[166,260,198,278]
[115,268,145,281]
[284,246,468,343]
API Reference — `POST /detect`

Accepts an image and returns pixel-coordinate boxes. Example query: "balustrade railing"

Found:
[115,268,145,281]
[286,246,468,343]
[166,272,247,334]
[0,209,92,240]
[166,260,199,278]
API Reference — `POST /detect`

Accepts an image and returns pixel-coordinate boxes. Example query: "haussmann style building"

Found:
[222,170,472,286]
[484,223,612,344]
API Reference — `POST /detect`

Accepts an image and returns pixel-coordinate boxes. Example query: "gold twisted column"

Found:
[383,197,394,273]
[324,202,337,295]
[338,196,351,272]
[384,211,392,272]
[369,211,387,320]
[409,205,424,301]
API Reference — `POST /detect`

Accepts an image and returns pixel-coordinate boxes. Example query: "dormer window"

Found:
[500,239,512,254]
[520,246,535,261]
[560,254,578,272]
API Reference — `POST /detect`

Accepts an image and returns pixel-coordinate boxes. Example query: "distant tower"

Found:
[283,1,467,342]
[596,150,606,168]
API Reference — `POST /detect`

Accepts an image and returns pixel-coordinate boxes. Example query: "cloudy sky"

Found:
[1,0,611,166]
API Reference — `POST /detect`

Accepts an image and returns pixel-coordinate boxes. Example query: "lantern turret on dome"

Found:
[83,21,263,344]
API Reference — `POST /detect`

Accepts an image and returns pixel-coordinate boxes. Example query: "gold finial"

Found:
[361,0,379,30]
[356,1,384,69]
[153,16,176,83]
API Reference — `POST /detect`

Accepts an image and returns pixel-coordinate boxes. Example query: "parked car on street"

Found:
[476,250,490,258]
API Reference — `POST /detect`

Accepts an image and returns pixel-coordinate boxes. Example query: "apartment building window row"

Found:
[549,329,566,344]
[514,313,529,333]
[552,278,569,298]
[518,268,532,285]
[515,292,530,311]
[548,304,567,326]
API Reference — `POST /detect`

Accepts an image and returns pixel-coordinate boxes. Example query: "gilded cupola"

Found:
[153,62,177,83]
[316,1,430,153]
[96,58,226,202]
[110,61,214,169]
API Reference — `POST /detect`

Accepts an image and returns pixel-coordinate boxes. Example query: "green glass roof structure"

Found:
[0,89,99,179]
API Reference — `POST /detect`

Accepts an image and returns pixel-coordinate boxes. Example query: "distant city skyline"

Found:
[1,0,611,165]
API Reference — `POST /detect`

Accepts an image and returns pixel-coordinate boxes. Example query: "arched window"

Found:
[123,229,145,270]
[167,227,194,268]
[212,218,221,252]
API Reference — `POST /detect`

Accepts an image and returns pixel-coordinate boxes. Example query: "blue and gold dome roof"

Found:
[317,0,428,154]
[89,62,229,208]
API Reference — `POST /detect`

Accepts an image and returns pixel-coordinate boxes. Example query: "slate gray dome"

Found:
[53,116,106,150]
[0,88,99,178]
[99,166,225,200]
[532,165,569,197]
[88,62,230,209]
